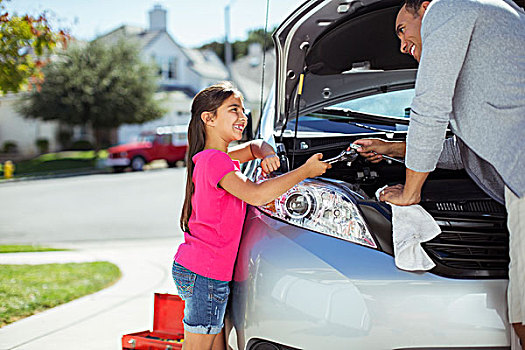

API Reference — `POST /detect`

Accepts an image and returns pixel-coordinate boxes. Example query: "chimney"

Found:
[149,5,167,31]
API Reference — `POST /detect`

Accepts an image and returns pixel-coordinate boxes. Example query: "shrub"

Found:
[57,129,73,149]
[35,138,49,154]
[70,140,93,151]
[2,141,18,153]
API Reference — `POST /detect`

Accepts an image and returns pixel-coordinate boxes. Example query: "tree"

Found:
[245,28,277,51]
[0,0,68,94]
[199,26,277,63]
[19,40,165,150]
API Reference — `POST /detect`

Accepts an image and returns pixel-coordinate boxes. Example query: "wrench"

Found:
[351,142,405,164]
[325,144,359,164]
[374,153,405,164]
[325,143,405,165]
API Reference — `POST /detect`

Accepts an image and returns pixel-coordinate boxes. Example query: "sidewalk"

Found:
[0,237,183,350]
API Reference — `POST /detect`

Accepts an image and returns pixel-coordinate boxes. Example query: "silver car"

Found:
[229,0,517,349]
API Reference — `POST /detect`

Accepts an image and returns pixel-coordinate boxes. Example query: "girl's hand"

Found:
[220,153,330,206]
[261,154,280,174]
[301,153,331,178]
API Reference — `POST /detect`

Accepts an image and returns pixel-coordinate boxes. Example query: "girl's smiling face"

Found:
[213,94,247,143]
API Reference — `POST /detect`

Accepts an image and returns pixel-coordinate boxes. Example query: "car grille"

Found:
[433,200,505,214]
[421,200,509,279]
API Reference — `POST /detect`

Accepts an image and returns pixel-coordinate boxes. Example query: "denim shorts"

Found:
[172,261,230,335]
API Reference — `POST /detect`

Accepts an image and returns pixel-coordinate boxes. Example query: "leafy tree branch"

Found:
[0,0,69,94]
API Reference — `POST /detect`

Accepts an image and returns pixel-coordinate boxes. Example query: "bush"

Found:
[2,141,18,153]
[57,129,73,149]
[35,138,49,154]
[70,140,93,151]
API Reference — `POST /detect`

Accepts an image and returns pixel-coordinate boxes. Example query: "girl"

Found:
[173,82,330,350]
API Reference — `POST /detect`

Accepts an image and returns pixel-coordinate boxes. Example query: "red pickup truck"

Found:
[107,126,188,172]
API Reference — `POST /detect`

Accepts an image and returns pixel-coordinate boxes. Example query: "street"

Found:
[0,168,186,244]
[0,169,188,349]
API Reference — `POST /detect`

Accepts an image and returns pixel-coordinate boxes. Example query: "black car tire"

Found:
[112,166,126,173]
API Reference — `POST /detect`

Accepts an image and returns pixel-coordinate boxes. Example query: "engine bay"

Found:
[276,134,494,204]
[273,134,509,279]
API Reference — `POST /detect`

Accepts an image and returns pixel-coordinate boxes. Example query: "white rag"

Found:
[376,185,441,271]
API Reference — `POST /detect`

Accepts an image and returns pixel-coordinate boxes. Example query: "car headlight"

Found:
[258,179,377,249]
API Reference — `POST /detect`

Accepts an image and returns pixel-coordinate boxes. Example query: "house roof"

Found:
[95,25,228,81]
[182,48,228,80]
[96,25,148,47]
[136,30,164,50]
[159,85,198,97]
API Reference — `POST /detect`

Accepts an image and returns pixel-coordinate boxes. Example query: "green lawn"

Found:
[0,245,67,253]
[1,150,109,178]
[0,262,121,327]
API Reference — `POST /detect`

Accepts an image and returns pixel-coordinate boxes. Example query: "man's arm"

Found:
[405,0,478,173]
[389,1,478,205]
[353,139,406,163]
[380,168,429,205]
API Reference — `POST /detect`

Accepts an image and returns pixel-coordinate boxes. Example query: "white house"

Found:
[0,5,274,156]
[0,5,230,156]
[97,5,230,144]
[0,94,59,158]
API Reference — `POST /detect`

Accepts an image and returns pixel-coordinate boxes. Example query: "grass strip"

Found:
[0,150,109,178]
[14,150,108,175]
[0,262,121,327]
[0,245,68,254]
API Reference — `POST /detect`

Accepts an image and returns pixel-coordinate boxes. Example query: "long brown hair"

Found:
[180,81,243,232]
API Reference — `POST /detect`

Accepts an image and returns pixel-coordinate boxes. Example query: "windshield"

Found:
[285,89,414,134]
[332,89,414,117]
[137,134,156,143]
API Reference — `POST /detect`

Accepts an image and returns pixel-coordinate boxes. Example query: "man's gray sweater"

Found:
[405,0,525,197]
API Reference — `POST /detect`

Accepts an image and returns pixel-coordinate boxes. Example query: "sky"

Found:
[5,0,306,48]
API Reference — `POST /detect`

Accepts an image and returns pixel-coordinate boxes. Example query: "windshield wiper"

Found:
[347,122,401,134]
[321,107,410,127]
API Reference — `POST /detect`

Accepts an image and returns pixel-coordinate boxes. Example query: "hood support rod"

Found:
[291,71,305,169]
[280,42,310,170]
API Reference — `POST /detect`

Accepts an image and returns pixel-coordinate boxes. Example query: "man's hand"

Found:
[379,184,421,206]
[352,139,406,163]
[379,168,429,206]
[260,154,280,174]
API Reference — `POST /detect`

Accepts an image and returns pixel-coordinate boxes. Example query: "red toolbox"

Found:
[122,293,184,349]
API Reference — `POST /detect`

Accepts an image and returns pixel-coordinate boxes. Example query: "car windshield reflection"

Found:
[284,89,414,134]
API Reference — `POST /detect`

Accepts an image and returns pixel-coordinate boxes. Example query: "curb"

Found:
[0,158,182,185]
[0,168,111,184]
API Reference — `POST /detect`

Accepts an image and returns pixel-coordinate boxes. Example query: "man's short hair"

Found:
[404,0,433,13]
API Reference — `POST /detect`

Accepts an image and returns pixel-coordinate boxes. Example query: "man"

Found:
[354,0,525,346]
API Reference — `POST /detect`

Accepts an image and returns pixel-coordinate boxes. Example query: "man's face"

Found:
[395,3,429,62]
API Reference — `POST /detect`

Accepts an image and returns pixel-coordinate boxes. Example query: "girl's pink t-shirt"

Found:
[174,149,247,281]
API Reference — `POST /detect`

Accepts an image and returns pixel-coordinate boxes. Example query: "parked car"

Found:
[106,126,187,172]
[229,0,519,349]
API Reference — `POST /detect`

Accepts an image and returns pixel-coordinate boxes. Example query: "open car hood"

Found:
[273,0,418,127]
